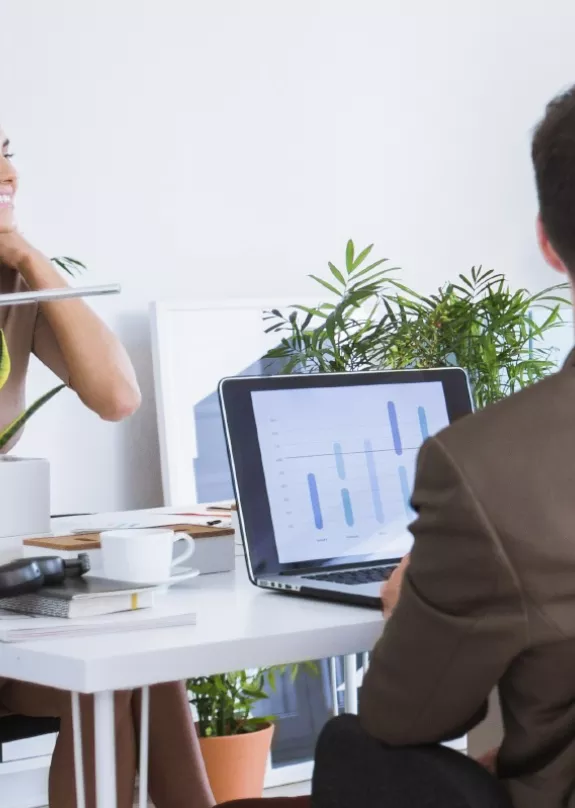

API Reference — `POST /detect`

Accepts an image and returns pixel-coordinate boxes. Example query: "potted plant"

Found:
[0,257,85,539]
[188,663,315,803]
[264,240,569,407]
[188,669,276,803]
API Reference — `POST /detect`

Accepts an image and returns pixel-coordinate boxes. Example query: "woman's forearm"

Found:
[17,247,141,421]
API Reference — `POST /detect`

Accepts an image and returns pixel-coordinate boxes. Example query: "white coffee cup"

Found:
[100,528,198,586]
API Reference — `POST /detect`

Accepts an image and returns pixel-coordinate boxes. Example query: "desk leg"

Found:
[139,687,150,808]
[71,693,86,808]
[343,654,358,714]
[329,657,339,716]
[94,691,117,808]
[362,651,370,675]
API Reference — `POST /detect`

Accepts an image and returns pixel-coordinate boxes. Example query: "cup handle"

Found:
[171,533,195,569]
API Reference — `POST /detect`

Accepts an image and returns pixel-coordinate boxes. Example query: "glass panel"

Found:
[193,355,286,502]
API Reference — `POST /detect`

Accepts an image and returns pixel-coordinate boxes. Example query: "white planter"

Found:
[0,457,51,539]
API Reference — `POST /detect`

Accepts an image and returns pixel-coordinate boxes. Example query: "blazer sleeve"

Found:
[32,309,70,386]
[359,436,528,746]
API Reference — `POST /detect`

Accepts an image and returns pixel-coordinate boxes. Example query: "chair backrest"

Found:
[0,714,60,746]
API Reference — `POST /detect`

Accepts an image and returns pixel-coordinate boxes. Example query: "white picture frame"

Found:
[151,296,325,788]
[150,297,320,506]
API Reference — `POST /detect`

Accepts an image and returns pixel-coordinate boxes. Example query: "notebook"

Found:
[0,576,157,619]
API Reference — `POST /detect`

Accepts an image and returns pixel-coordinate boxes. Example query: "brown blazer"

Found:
[360,350,575,808]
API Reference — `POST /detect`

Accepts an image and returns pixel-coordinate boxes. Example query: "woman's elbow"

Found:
[103,384,142,421]
[86,382,142,422]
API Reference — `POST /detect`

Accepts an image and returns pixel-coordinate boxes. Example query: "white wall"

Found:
[0,0,573,513]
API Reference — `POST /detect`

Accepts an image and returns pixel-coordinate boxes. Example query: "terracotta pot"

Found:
[199,722,274,803]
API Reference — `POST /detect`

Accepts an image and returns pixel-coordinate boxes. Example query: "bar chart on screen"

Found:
[251,381,450,564]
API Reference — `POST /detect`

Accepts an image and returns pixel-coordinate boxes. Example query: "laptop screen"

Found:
[251,381,450,565]
[220,368,472,576]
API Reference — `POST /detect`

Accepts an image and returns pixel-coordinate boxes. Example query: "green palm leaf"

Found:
[0,330,10,392]
[264,238,569,407]
[50,257,87,278]
[0,384,66,452]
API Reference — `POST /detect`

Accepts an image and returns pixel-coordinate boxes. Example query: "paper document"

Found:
[60,514,231,534]
[0,601,196,642]
[206,501,235,511]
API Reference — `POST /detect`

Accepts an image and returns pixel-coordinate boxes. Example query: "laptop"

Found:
[219,368,473,608]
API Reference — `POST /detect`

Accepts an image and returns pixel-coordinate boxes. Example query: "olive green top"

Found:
[0,265,68,451]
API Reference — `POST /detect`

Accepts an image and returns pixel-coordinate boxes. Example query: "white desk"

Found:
[0,564,385,808]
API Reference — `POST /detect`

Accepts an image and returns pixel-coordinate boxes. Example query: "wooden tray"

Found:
[23,523,234,553]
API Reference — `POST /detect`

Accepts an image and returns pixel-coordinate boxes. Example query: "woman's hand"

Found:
[0,229,36,270]
[381,553,411,615]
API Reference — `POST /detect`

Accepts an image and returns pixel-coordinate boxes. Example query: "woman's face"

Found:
[0,127,17,232]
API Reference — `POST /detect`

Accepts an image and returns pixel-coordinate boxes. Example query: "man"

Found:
[311,86,575,808]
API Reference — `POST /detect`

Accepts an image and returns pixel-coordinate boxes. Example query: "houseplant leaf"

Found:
[350,243,374,271]
[265,239,570,407]
[0,329,11,392]
[328,263,346,286]
[309,275,341,297]
[51,256,87,278]
[0,384,66,452]
[345,240,355,273]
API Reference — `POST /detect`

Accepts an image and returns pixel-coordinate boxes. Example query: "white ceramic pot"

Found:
[0,457,51,539]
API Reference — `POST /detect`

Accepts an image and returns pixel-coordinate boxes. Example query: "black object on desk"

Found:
[0,554,90,598]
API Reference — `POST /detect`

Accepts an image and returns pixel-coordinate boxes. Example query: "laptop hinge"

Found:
[279,558,401,576]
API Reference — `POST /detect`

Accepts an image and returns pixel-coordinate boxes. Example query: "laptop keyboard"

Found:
[304,565,396,586]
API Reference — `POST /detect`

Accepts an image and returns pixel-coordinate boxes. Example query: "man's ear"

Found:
[537,216,568,274]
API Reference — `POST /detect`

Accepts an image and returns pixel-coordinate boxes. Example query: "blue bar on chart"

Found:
[418,406,429,441]
[334,442,346,479]
[364,439,384,523]
[398,465,412,518]
[341,488,354,527]
[387,401,403,455]
[307,473,324,530]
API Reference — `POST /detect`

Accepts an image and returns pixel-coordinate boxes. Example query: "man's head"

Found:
[533,86,575,277]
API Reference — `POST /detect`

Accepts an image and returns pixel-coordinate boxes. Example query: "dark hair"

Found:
[532,86,575,271]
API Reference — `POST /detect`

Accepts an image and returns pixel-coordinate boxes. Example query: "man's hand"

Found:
[476,747,499,775]
[381,553,410,615]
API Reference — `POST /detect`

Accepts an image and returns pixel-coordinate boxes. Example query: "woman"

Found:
[0,127,215,808]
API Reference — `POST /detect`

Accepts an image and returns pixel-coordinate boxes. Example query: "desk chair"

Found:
[0,512,86,761]
[0,714,59,761]
[222,802,308,807]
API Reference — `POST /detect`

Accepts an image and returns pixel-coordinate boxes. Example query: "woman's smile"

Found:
[0,128,17,231]
[0,188,14,209]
